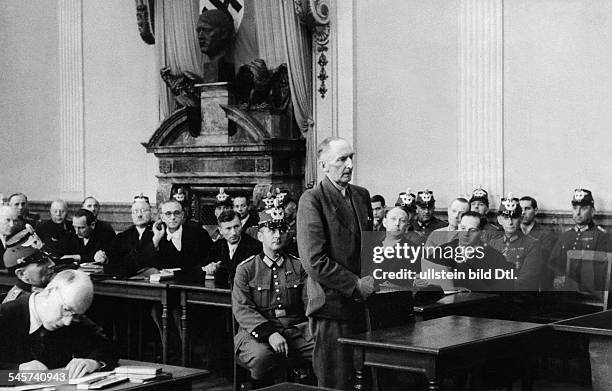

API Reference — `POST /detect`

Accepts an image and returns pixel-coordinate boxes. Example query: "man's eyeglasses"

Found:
[163,211,183,217]
[132,208,151,214]
[56,288,81,319]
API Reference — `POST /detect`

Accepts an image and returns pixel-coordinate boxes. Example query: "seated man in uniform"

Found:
[9,193,41,229]
[105,194,156,277]
[469,187,502,238]
[394,189,417,226]
[277,190,299,257]
[204,209,262,287]
[0,269,118,377]
[62,209,116,265]
[550,188,610,289]
[36,200,79,257]
[2,226,54,303]
[488,195,543,291]
[233,203,313,386]
[408,190,448,246]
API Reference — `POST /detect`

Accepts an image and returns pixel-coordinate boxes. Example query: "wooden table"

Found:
[169,280,232,365]
[6,359,209,391]
[552,310,612,391]
[258,383,338,391]
[94,279,172,364]
[339,315,545,391]
[413,292,499,321]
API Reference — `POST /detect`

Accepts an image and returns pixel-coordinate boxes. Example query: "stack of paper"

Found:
[149,268,181,282]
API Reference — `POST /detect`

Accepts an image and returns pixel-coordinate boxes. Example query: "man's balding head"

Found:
[50,200,68,224]
[0,206,18,237]
[37,270,94,331]
[317,137,354,187]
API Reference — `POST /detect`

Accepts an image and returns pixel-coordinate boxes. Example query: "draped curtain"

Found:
[254,0,315,187]
[154,0,203,119]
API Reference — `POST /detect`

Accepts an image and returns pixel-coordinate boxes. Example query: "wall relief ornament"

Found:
[293,0,330,99]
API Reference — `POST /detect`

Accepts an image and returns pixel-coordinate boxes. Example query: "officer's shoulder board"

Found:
[4,287,23,302]
[597,225,607,233]
[238,254,257,267]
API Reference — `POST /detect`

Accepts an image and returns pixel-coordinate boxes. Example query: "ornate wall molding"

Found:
[457,0,504,203]
[58,0,85,200]
[294,0,330,98]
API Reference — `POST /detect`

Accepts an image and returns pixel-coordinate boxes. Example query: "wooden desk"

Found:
[10,359,208,391]
[552,310,612,391]
[258,383,338,391]
[169,280,232,365]
[413,292,499,321]
[339,315,545,391]
[94,279,172,364]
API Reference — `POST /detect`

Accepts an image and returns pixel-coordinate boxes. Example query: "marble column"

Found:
[458,0,504,203]
[58,0,85,200]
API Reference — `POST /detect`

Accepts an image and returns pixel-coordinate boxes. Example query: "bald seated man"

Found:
[0,205,20,266]
[36,200,79,257]
[0,269,118,376]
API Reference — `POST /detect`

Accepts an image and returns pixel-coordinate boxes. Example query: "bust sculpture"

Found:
[135,0,155,45]
[196,8,235,83]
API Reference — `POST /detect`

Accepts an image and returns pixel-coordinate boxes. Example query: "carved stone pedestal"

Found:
[199,82,231,144]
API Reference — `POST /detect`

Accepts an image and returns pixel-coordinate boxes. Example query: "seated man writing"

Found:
[2,225,55,303]
[232,202,313,386]
[0,269,118,378]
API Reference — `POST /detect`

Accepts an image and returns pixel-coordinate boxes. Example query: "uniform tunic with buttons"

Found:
[232,252,313,379]
[549,223,610,279]
[488,232,543,291]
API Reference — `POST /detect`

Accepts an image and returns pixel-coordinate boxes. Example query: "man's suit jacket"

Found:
[210,234,262,286]
[69,224,116,264]
[297,176,373,320]
[155,222,212,270]
[0,294,118,370]
[107,224,156,277]
[36,220,79,257]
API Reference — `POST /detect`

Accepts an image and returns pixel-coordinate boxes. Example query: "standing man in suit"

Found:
[0,205,19,267]
[105,195,156,277]
[204,209,261,286]
[297,137,375,390]
[62,209,115,264]
[151,200,212,271]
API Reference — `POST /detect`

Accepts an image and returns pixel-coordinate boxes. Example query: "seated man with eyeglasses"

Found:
[0,269,118,377]
[151,200,212,272]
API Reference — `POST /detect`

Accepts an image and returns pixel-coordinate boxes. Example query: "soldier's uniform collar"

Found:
[574,222,595,232]
[262,253,285,268]
[503,232,521,244]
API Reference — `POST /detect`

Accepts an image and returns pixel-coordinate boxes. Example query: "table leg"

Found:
[161,292,168,364]
[126,305,132,358]
[353,347,365,391]
[137,308,143,360]
[180,290,188,366]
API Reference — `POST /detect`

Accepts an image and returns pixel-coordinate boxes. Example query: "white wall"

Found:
[504,0,612,211]
[0,0,61,200]
[82,0,158,202]
[351,0,612,212]
[0,0,159,203]
[354,0,459,208]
